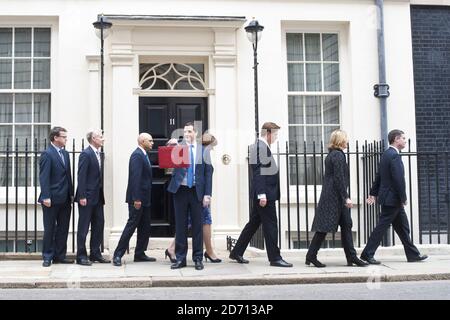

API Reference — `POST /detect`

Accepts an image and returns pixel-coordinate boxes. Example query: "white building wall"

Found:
[0,0,420,251]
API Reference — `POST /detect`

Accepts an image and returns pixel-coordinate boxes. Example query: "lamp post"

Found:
[245,19,264,139]
[93,14,112,132]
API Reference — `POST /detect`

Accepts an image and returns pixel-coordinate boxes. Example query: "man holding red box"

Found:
[167,122,213,270]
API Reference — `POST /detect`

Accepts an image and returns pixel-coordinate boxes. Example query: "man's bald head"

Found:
[138,132,154,151]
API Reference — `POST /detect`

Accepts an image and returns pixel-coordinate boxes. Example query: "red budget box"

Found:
[158,146,190,168]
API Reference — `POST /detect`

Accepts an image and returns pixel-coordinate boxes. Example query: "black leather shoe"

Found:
[112,256,122,267]
[42,260,51,267]
[360,255,381,265]
[270,259,293,267]
[194,260,204,270]
[170,260,187,269]
[90,256,111,263]
[76,258,92,266]
[305,257,326,268]
[165,249,177,263]
[53,258,74,264]
[134,255,156,262]
[229,252,249,264]
[407,254,428,262]
[347,256,369,267]
[204,251,222,263]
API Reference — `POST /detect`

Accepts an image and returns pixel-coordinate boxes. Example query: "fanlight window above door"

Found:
[139,63,206,91]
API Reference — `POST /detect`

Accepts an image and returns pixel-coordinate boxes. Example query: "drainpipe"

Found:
[374,0,392,246]
[374,0,390,148]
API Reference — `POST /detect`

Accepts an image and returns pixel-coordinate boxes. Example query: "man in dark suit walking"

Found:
[112,133,156,267]
[361,129,428,264]
[39,126,74,267]
[230,122,292,267]
[167,122,213,270]
[75,129,110,266]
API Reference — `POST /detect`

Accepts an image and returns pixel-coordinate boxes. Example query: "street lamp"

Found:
[245,18,264,139]
[93,14,112,132]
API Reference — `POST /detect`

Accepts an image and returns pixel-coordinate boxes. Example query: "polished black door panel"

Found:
[139,97,207,237]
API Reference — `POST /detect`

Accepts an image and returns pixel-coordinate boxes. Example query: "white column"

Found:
[85,55,101,130]
[107,50,139,251]
[210,28,242,249]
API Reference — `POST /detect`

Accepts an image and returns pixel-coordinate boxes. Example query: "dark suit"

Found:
[231,139,282,262]
[75,146,105,260]
[114,147,152,259]
[39,144,73,261]
[361,147,420,260]
[167,143,213,262]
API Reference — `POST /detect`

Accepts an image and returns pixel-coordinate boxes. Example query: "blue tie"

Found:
[187,145,194,188]
[145,153,151,166]
[58,149,65,167]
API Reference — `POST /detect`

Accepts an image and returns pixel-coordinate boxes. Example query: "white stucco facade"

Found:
[0,0,433,251]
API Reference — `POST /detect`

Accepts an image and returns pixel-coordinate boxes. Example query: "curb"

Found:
[1,272,450,289]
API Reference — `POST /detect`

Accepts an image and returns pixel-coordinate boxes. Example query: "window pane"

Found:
[287,33,303,61]
[305,63,322,91]
[306,126,321,152]
[34,28,51,57]
[289,126,304,151]
[15,93,32,123]
[322,34,339,62]
[14,59,31,89]
[324,63,340,91]
[0,93,13,123]
[0,28,12,57]
[288,96,303,125]
[34,94,51,123]
[305,96,321,124]
[16,156,32,186]
[34,125,50,147]
[290,157,323,186]
[0,157,12,187]
[14,28,32,57]
[33,59,50,89]
[15,125,32,151]
[0,60,12,89]
[0,125,12,150]
[287,63,304,91]
[324,126,341,148]
[305,34,321,61]
[323,96,340,124]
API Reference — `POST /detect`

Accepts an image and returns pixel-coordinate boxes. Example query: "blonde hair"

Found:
[328,129,348,150]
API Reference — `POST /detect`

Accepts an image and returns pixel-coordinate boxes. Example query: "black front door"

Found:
[139,97,208,237]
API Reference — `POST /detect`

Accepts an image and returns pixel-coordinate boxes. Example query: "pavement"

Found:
[0,244,449,289]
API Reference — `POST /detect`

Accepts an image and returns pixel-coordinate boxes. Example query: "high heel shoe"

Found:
[204,251,222,263]
[165,249,177,263]
[347,256,369,267]
[305,257,326,268]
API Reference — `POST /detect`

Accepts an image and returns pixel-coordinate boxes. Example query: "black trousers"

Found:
[232,200,281,262]
[114,204,151,258]
[76,202,104,260]
[42,201,71,261]
[306,207,357,260]
[361,205,420,259]
[173,186,203,262]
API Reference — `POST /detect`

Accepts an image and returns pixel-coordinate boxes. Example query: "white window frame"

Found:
[0,18,56,201]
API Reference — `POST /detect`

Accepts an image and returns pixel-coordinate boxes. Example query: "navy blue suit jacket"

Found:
[167,144,213,201]
[38,145,73,204]
[249,140,280,201]
[126,148,153,207]
[75,146,104,206]
[370,147,407,207]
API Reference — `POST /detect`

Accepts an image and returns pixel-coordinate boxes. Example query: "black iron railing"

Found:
[238,140,450,251]
[0,138,99,253]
